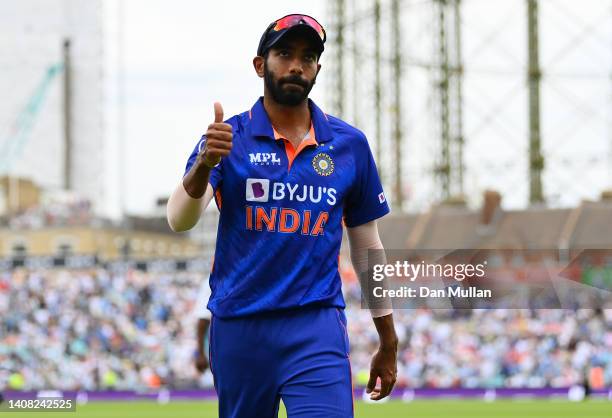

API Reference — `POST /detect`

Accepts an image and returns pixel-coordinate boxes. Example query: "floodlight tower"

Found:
[452,0,465,197]
[527,0,544,204]
[374,0,383,182]
[433,0,465,202]
[433,0,451,201]
[331,0,346,119]
[351,0,361,128]
[391,0,403,210]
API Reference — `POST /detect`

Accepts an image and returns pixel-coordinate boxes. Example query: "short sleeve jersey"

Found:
[183,97,390,318]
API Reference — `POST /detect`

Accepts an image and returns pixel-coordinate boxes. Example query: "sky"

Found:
[107,0,328,216]
[2,0,610,217]
[101,0,611,216]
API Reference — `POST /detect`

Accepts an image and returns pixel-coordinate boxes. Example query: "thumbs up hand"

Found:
[199,102,233,168]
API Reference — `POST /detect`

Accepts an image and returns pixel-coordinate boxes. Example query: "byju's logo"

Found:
[246,178,270,202]
[249,153,281,166]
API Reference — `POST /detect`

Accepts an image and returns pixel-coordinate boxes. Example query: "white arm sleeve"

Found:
[346,220,393,318]
[166,181,214,232]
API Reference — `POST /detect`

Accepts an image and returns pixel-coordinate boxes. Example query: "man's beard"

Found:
[264,62,316,106]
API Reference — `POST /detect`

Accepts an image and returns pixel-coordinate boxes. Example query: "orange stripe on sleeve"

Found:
[215,189,223,209]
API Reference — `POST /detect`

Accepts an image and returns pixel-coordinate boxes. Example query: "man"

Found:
[167,14,397,418]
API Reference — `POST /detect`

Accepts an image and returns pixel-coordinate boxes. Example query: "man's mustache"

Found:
[280,77,308,87]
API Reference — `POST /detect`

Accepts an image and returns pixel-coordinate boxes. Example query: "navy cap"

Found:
[257,14,326,57]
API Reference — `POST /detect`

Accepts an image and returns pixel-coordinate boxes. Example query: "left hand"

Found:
[195,353,209,373]
[366,344,397,400]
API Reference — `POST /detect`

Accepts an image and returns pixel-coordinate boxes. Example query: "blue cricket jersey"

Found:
[183,97,390,318]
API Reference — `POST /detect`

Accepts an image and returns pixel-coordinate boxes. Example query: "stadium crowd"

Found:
[0,267,610,391]
[3,199,93,229]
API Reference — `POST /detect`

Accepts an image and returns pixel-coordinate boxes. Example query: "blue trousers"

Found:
[209,306,354,418]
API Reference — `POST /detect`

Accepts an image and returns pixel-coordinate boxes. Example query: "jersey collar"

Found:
[248,96,334,142]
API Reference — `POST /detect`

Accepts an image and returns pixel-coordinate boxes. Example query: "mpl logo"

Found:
[246,178,270,202]
[249,153,281,166]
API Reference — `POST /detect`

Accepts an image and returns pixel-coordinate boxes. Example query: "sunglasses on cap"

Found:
[258,14,326,56]
[270,14,326,43]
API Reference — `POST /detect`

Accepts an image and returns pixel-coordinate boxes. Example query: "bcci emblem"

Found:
[312,153,334,176]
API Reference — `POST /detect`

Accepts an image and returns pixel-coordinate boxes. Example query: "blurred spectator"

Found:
[6,198,93,229]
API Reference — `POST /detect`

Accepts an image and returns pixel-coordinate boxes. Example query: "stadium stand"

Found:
[0,267,609,391]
